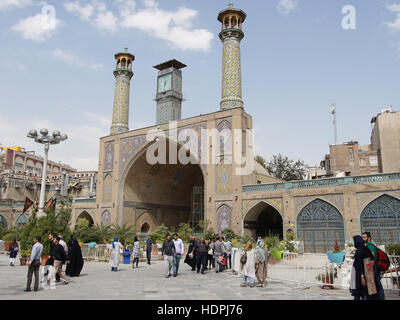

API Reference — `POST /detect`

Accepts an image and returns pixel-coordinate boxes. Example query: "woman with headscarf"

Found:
[132,236,140,268]
[240,242,256,287]
[66,239,84,277]
[107,237,122,272]
[9,238,19,266]
[350,235,378,300]
[255,241,268,287]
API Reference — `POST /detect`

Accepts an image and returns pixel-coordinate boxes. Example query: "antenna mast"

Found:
[330,103,337,145]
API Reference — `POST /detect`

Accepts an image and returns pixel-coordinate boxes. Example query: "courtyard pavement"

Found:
[0,254,399,300]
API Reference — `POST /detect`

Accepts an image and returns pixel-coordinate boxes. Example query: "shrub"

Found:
[177,223,192,244]
[386,243,400,256]
[221,228,238,241]
[264,234,280,250]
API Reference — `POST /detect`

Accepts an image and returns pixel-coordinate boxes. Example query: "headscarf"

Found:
[245,241,252,251]
[353,235,364,249]
[112,237,118,249]
[257,241,266,263]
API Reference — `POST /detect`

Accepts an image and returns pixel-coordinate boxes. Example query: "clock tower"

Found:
[153,59,186,125]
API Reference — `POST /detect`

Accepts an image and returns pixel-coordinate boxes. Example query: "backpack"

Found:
[371,244,390,272]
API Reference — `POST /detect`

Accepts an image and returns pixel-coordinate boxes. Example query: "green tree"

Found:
[221,228,238,241]
[177,223,192,243]
[92,224,112,244]
[111,222,135,245]
[254,155,267,169]
[266,154,307,181]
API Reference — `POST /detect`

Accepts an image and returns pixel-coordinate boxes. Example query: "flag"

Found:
[51,198,56,212]
[44,197,53,213]
[23,197,33,213]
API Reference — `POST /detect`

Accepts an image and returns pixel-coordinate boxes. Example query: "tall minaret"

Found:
[110,48,134,135]
[218,3,246,110]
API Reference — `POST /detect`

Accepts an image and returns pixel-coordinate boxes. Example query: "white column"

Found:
[37,142,49,217]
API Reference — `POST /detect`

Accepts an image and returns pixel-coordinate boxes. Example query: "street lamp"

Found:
[27,128,68,217]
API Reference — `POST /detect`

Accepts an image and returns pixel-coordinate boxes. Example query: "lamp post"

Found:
[27,129,68,217]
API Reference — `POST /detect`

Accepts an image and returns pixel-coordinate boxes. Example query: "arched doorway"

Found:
[16,214,28,227]
[141,223,150,233]
[76,211,94,227]
[0,215,7,228]
[123,139,204,231]
[360,195,400,245]
[296,199,345,253]
[244,202,283,239]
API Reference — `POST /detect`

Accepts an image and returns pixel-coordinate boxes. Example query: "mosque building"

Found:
[1,4,399,253]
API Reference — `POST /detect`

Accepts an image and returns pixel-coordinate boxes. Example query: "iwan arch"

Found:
[94,4,400,252]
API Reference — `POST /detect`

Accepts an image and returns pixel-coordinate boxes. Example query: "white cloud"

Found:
[120,1,213,51]
[11,13,62,42]
[277,0,298,15]
[64,0,118,32]
[386,4,400,31]
[50,49,103,70]
[0,0,32,11]
[64,0,213,51]
[64,1,95,20]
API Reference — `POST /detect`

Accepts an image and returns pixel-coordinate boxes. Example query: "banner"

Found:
[23,197,33,213]
[44,198,53,213]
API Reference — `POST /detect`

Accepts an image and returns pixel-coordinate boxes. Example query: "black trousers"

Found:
[26,260,41,290]
[197,253,208,273]
[146,250,151,264]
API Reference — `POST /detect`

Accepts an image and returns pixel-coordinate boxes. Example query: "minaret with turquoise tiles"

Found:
[110,48,134,135]
[218,3,246,110]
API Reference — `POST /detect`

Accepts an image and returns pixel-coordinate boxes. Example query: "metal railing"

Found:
[231,248,400,294]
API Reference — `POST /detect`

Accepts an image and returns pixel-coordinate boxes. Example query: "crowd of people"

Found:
[17,229,386,298]
[23,233,84,292]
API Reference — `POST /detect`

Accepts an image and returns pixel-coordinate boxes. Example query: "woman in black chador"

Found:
[66,239,84,277]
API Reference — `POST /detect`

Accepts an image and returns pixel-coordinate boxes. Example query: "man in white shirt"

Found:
[25,236,43,292]
[172,233,184,277]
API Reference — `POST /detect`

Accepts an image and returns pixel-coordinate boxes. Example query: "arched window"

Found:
[224,17,229,29]
[16,214,28,226]
[101,210,111,226]
[231,16,237,28]
[121,58,126,68]
[360,195,400,245]
[297,199,345,253]
[0,215,7,228]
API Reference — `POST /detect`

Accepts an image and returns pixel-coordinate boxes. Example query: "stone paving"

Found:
[0,254,399,300]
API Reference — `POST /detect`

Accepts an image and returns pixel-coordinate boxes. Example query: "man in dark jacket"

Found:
[45,233,60,282]
[195,238,209,274]
[162,234,175,278]
[48,237,69,285]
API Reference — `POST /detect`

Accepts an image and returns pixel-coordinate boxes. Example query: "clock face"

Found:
[158,74,172,93]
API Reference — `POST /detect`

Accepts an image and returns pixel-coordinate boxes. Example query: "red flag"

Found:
[23,197,33,213]
[51,198,56,212]
[44,198,53,213]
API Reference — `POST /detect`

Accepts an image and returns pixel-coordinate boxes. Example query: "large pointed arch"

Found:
[119,137,205,231]
[360,194,400,245]
[296,198,345,253]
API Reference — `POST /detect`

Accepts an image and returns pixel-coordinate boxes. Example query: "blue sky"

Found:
[1,0,400,171]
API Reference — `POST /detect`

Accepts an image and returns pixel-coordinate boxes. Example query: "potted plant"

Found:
[327,239,346,263]
[20,249,30,266]
[316,267,338,289]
